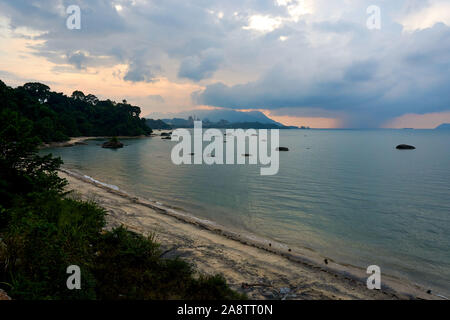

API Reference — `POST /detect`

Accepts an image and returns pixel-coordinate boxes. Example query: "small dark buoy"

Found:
[396,144,416,150]
[324,259,328,265]
[276,147,289,151]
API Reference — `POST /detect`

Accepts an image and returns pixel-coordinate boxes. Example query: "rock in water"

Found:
[396,144,416,150]
[276,147,289,151]
[102,138,124,149]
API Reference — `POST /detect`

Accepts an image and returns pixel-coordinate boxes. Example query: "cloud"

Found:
[1,0,450,127]
[124,61,160,83]
[147,95,165,103]
[399,0,450,31]
[178,48,224,81]
[194,20,450,127]
[67,51,88,69]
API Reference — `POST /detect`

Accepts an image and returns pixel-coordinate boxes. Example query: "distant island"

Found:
[145,119,172,130]
[146,109,308,130]
[435,123,450,130]
[158,116,301,129]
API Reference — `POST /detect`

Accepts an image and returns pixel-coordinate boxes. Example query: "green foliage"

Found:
[0,109,66,222]
[3,195,103,299]
[0,79,152,143]
[0,99,243,300]
[93,227,245,300]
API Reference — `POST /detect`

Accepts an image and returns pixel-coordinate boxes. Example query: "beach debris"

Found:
[262,293,275,299]
[396,144,416,150]
[279,287,293,299]
[276,147,289,151]
[279,287,290,295]
[241,282,272,289]
[160,246,181,258]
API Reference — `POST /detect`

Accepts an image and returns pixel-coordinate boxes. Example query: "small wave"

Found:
[83,175,120,191]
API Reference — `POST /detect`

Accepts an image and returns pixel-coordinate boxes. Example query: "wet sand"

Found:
[58,168,438,300]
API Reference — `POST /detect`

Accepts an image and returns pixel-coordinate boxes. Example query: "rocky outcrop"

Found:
[102,138,124,149]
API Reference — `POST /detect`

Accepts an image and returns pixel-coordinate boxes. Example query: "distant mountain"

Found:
[145,119,172,130]
[435,123,450,130]
[161,118,294,129]
[147,109,285,126]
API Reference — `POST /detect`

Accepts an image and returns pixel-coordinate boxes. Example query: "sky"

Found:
[0,0,449,128]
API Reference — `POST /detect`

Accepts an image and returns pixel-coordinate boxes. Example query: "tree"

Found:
[0,79,152,142]
[0,109,66,211]
[85,94,99,105]
[21,82,50,103]
[71,90,85,101]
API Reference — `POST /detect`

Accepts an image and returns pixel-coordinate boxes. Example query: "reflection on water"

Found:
[42,129,450,295]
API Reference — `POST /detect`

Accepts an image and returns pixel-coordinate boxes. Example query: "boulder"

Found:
[102,138,124,149]
[396,144,416,150]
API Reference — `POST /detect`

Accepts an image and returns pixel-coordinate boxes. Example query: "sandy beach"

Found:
[58,168,438,300]
[40,135,157,149]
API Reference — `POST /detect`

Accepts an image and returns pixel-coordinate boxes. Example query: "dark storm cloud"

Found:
[1,0,450,127]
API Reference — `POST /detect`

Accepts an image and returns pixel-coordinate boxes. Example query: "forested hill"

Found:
[0,80,152,143]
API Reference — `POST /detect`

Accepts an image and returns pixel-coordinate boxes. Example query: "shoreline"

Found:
[40,134,163,149]
[58,167,440,300]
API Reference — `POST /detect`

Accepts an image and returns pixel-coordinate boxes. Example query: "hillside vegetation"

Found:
[0,82,243,300]
[0,80,152,143]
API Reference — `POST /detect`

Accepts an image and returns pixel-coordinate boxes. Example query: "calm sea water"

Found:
[42,129,450,295]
